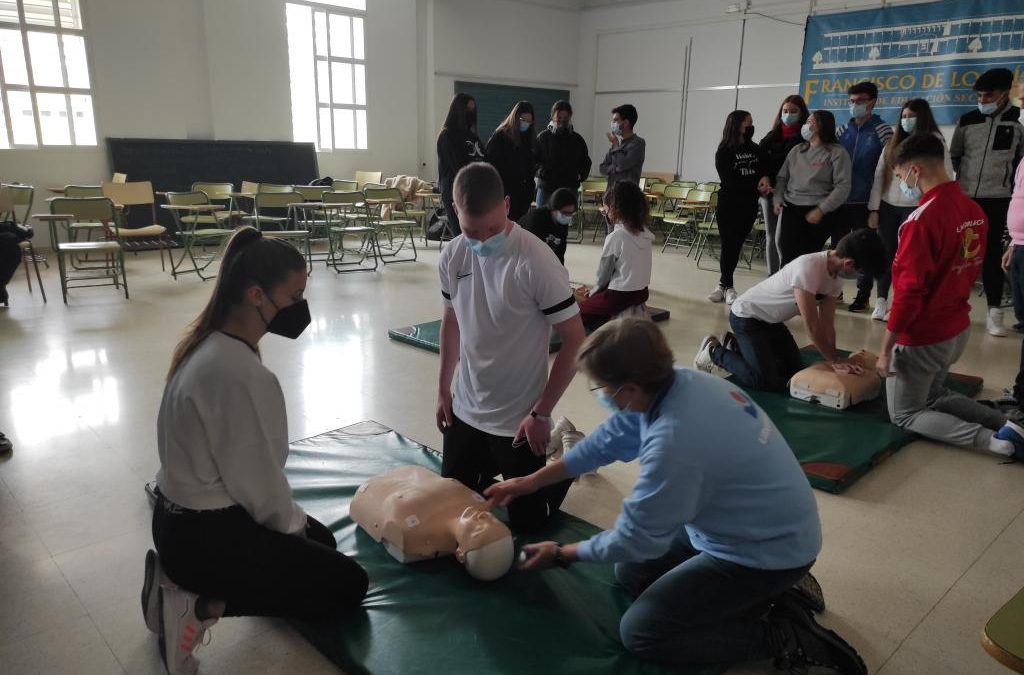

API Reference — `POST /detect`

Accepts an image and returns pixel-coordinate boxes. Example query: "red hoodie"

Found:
[887,181,987,346]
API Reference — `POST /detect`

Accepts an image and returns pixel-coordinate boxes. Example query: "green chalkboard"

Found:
[455,81,570,144]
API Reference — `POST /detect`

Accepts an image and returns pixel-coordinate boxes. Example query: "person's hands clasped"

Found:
[867,211,879,230]
[436,391,453,433]
[773,203,783,216]
[483,475,538,508]
[757,177,773,196]
[830,359,864,375]
[805,207,824,225]
[514,414,551,456]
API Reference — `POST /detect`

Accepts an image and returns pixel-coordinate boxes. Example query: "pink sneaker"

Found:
[158,584,217,675]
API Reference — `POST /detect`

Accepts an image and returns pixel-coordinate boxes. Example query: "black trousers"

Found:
[152,494,368,619]
[442,413,572,533]
[976,198,1010,308]
[777,203,835,267]
[0,236,21,287]
[832,204,876,300]
[715,196,758,289]
[875,201,917,299]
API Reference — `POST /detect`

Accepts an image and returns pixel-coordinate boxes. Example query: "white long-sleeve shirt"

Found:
[156,332,307,534]
[868,132,954,210]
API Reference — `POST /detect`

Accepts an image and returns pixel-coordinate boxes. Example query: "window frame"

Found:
[0,0,97,149]
[287,0,369,153]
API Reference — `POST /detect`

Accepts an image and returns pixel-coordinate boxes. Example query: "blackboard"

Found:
[106,138,319,230]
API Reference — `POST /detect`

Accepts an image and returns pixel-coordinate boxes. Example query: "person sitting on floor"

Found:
[485,318,865,675]
[577,182,654,330]
[694,229,884,391]
[875,132,1024,459]
[519,188,578,265]
[145,227,368,675]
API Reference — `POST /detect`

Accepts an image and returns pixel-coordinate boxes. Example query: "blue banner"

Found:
[800,0,1024,125]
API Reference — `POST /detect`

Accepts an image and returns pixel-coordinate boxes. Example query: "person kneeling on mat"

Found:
[485,319,865,674]
[876,132,1024,459]
[145,227,368,675]
[576,182,654,329]
[694,228,884,390]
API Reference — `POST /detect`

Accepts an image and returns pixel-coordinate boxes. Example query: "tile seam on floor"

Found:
[874,499,1024,673]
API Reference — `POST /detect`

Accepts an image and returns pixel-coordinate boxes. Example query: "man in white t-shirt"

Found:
[437,162,586,532]
[694,229,884,390]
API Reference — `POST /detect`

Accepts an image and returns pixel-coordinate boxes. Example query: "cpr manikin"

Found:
[789,350,882,410]
[350,466,514,581]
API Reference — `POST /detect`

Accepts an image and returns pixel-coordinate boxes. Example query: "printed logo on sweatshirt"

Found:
[729,390,758,419]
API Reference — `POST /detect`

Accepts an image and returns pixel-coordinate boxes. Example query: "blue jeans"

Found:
[1012,244,1024,326]
[616,533,811,665]
[711,312,804,391]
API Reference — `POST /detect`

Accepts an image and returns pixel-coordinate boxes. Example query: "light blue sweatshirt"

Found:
[563,367,822,570]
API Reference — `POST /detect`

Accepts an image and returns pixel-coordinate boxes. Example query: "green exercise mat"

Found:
[388,307,670,355]
[285,421,723,675]
[738,348,984,494]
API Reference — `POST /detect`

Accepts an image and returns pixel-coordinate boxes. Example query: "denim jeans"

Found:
[615,533,811,665]
[711,312,804,391]
[1011,244,1024,326]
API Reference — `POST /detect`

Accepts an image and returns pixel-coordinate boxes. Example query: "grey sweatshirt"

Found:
[600,135,646,188]
[773,142,852,214]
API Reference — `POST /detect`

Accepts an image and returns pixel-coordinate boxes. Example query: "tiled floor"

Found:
[1,237,1022,675]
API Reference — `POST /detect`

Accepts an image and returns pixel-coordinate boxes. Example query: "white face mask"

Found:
[849,102,869,118]
[800,123,814,141]
[900,117,917,134]
[610,121,622,135]
[978,101,1000,115]
[553,211,573,225]
[898,171,922,201]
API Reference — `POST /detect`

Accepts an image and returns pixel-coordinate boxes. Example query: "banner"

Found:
[800,0,1024,125]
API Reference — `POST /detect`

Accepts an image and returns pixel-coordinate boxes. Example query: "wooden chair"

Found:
[355,171,383,189]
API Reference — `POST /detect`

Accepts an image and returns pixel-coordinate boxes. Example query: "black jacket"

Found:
[758,128,803,186]
[486,130,536,219]
[519,207,567,264]
[437,127,484,202]
[715,140,763,200]
[534,126,592,193]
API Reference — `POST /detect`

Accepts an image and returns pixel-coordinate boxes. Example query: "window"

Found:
[0,0,96,148]
[286,0,367,151]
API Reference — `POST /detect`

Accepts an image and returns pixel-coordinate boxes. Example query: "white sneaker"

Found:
[159,584,217,675]
[142,550,172,634]
[707,287,726,303]
[988,307,1009,337]
[546,417,576,459]
[725,288,738,305]
[871,297,888,322]
[694,335,722,375]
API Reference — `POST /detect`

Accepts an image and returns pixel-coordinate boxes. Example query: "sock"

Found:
[989,436,1014,457]
[195,597,212,621]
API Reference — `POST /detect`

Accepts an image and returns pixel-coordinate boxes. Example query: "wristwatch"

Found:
[530,410,551,422]
[553,544,572,569]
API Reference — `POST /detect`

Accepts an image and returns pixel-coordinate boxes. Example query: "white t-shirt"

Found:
[440,223,580,436]
[600,224,655,292]
[731,252,842,324]
[156,332,307,534]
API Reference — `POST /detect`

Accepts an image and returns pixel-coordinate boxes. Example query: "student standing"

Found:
[437,93,484,236]
[836,81,893,313]
[694,230,882,391]
[709,110,762,305]
[519,188,578,265]
[877,133,1023,459]
[437,163,585,532]
[774,111,852,266]
[534,100,592,207]
[146,228,368,675]
[486,319,866,675]
[866,99,953,322]
[578,182,654,329]
[599,104,645,190]
[758,95,810,275]
[486,100,537,221]
[950,67,1024,337]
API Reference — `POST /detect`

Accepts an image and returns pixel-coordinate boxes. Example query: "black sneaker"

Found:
[0,431,11,455]
[770,595,867,675]
[847,296,870,313]
[784,571,826,614]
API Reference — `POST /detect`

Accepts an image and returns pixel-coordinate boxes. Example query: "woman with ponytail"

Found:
[144,227,368,675]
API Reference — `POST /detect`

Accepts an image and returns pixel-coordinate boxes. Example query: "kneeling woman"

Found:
[578,182,654,329]
[486,319,865,675]
[144,227,368,675]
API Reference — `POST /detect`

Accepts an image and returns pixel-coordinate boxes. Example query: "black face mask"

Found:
[466,109,477,129]
[743,126,755,141]
[264,298,311,339]
[555,122,570,135]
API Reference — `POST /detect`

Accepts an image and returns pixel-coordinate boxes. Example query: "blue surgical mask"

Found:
[900,117,917,134]
[553,211,573,225]
[898,172,922,201]
[850,102,869,118]
[781,112,799,126]
[464,231,508,257]
[610,121,622,135]
[519,121,531,133]
[800,123,813,141]
[978,101,1000,115]
[593,385,623,412]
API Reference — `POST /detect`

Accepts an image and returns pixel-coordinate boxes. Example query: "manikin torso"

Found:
[350,466,515,581]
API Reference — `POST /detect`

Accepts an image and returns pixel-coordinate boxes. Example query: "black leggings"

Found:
[0,236,21,287]
[976,198,1010,308]
[152,494,368,619]
[776,203,835,267]
[875,201,916,299]
[442,413,572,533]
[715,196,758,289]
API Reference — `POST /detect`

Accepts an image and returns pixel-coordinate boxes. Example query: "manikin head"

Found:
[453,507,514,581]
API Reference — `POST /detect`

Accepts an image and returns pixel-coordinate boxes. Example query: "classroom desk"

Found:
[983,586,1024,674]
[160,204,230,280]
